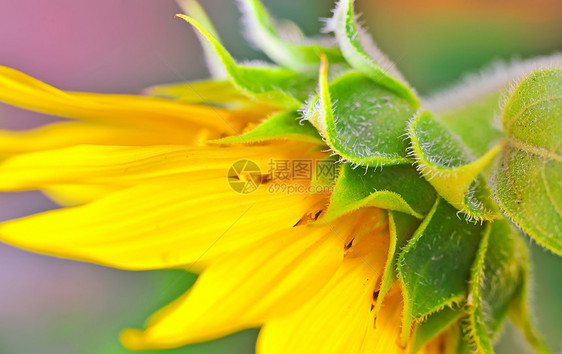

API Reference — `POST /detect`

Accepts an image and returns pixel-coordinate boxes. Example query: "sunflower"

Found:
[0,0,560,353]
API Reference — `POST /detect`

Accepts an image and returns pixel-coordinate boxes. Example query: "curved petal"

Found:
[257,224,390,354]
[0,121,207,158]
[0,143,319,191]
[120,214,364,349]
[359,289,405,353]
[146,79,246,103]
[0,66,239,133]
[0,177,321,270]
[362,289,445,353]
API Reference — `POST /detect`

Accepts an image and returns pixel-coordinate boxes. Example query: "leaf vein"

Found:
[506,95,562,132]
[503,147,555,241]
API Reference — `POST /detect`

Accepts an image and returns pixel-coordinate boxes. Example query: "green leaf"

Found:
[492,69,562,255]
[177,0,226,79]
[410,305,463,354]
[374,211,421,322]
[176,14,315,109]
[237,0,346,72]
[324,163,436,222]
[436,90,504,157]
[397,198,484,346]
[408,110,500,221]
[307,59,416,167]
[330,0,419,106]
[465,218,527,353]
[208,111,322,144]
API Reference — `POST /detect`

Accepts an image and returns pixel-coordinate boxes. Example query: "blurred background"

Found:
[0,0,560,353]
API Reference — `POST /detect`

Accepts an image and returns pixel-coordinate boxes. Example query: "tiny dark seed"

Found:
[314,210,323,220]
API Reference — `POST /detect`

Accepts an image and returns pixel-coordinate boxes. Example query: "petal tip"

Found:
[120,329,148,350]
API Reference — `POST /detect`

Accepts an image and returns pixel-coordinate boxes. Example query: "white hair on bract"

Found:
[423,53,562,114]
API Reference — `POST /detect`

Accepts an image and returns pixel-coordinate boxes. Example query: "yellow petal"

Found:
[361,288,442,353]
[0,143,317,191]
[42,184,122,206]
[0,66,238,133]
[257,220,390,354]
[0,177,320,270]
[145,79,278,124]
[360,288,405,353]
[0,121,207,159]
[418,332,448,354]
[146,79,247,103]
[120,215,363,349]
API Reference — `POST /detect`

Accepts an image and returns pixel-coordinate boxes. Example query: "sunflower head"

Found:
[0,0,560,353]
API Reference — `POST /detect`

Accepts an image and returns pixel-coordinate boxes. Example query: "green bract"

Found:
[209,111,322,144]
[177,14,315,109]
[160,0,560,351]
[330,0,419,106]
[324,163,435,221]
[177,0,227,79]
[492,69,562,255]
[465,219,527,353]
[436,91,504,157]
[397,198,484,346]
[238,0,346,72]
[411,306,463,354]
[307,67,416,167]
[408,110,500,221]
[375,211,420,321]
